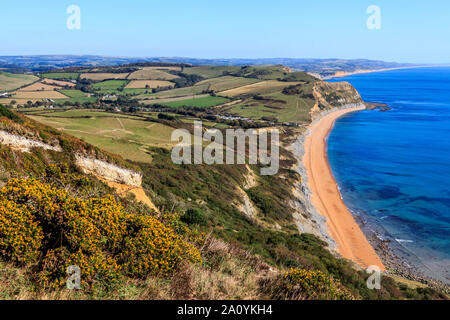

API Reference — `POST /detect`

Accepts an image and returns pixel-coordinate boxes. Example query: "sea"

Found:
[328,67,450,284]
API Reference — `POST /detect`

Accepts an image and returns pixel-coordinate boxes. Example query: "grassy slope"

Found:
[182,66,242,78]
[57,89,88,98]
[28,109,177,163]
[227,82,315,122]
[0,72,39,92]
[91,79,129,90]
[195,76,262,92]
[153,95,229,108]
[39,72,80,80]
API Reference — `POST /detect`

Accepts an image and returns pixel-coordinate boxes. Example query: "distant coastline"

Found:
[323,65,444,80]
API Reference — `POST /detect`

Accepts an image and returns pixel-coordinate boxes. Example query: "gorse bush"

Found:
[181,208,207,226]
[0,178,202,290]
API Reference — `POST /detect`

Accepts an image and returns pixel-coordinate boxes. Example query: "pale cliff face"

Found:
[310,81,364,121]
[0,130,61,152]
[75,155,142,187]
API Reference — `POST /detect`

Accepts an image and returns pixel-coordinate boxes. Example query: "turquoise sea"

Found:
[328,67,450,284]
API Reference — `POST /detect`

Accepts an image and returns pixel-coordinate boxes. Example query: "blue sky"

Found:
[1,0,449,63]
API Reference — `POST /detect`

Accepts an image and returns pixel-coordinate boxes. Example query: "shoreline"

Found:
[302,106,386,270]
[323,65,444,80]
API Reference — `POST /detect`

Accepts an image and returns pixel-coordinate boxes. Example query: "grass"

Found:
[54,97,98,104]
[28,110,178,163]
[91,88,151,95]
[218,80,299,97]
[195,76,261,92]
[11,91,69,99]
[138,85,209,99]
[153,95,229,108]
[31,109,141,118]
[39,72,79,80]
[182,66,242,79]
[2,106,444,300]
[128,69,179,80]
[125,80,175,89]
[0,72,39,92]
[91,80,129,91]
[227,89,315,123]
[57,89,88,98]
[80,73,129,81]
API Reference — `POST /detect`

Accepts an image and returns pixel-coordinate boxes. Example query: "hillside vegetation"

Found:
[0,102,445,300]
[0,62,447,300]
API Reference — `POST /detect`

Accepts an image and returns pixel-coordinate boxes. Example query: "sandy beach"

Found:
[303,107,386,270]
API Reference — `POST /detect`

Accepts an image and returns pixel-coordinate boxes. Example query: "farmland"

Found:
[218,80,299,97]
[195,76,261,92]
[139,85,209,100]
[6,63,322,126]
[128,68,179,80]
[227,91,314,122]
[151,95,229,108]
[28,109,178,163]
[80,73,130,80]
[0,72,38,92]
[57,89,89,98]
[125,80,175,89]
[91,79,128,91]
[12,90,68,99]
[182,65,242,78]
[39,72,79,80]
[41,78,76,87]
[19,81,61,91]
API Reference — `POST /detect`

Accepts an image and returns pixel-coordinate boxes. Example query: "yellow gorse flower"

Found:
[0,178,202,290]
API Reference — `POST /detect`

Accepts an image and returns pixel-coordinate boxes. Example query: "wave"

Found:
[395,239,414,243]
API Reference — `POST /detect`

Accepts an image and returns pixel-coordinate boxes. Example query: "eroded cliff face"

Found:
[75,155,158,211]
[0,130,61,152]
[75,155,142,187]
[285,80,365,249]
[289,135,337,249]
[310,81,364,121]
[0,125,158,210]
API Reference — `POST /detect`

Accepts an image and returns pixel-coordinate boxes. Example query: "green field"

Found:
[31,109,142,118]
[182,66,242,79]
[28,110,177,163]
[227,87,315,123]
[154,95,229,108]
[57,89,87,98]
[54,97,98,104]
[40,72,80,80]
[195,76,261,92]
[97,88,153,95]
[0,72,39,92]
[91,80,129,91]
[138,85,210,100]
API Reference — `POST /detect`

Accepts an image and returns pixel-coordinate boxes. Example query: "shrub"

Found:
[0,199,43,264]
[0,104,23,123]
[261,268,354,300]
[0,178,202,290]
[181,208,207,226]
